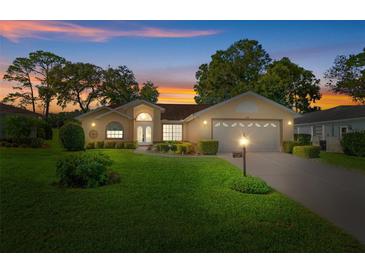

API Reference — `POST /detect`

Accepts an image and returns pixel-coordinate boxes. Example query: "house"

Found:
[294,105,365,152]
[76,91,298,152]
[0,103,42,139]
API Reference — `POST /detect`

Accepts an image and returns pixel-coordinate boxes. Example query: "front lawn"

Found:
[320,151,365,173]
[0,143,363,252]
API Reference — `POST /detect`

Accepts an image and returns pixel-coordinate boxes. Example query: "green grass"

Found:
[320,151,365,173]
[0,137,364,252]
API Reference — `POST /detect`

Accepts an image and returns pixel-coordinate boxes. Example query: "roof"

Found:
[295,105,365,125]
[157,104,211,120]
[0,103,41,117]
[184,91,300,121]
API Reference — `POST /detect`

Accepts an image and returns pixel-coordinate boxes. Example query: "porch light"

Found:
[239,135,249,177]
[288,121,292,125]
[203,120,207,125]
[91,122,96,127]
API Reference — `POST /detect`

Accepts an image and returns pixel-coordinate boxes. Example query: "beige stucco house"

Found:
[76,91,299,152]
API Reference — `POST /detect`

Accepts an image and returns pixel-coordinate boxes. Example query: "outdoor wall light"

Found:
[203,120,207,125]
[91,122,96,127]
[288,121,292,125]
[239,135,250,176]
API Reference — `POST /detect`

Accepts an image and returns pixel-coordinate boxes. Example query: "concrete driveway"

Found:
[219,152,365,244]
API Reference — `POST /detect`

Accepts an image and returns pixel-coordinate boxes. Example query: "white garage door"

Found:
[212,120,281,152]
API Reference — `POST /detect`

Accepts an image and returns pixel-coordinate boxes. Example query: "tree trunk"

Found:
[27,74,36,113]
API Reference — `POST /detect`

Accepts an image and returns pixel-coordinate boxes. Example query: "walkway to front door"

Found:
[219,152,365,244]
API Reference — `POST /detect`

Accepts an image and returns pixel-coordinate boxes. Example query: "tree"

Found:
[29,50,66,119]
[2,57,37,112]
[194,39,271,104]
[325,48,365,104]
[256,57,321,113]
[53,62,103,112]
[100,66,139,105]
[139,81,159,103]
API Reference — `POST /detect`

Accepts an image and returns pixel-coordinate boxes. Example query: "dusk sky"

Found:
[1,20,364,112]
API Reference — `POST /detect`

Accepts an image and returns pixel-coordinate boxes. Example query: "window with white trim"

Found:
[106,122,123,139]
[163,124,182,141]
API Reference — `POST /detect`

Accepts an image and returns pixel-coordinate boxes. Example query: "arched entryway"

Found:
[135,112,153,145]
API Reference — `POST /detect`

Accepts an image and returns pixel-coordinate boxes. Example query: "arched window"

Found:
[106,122,123,139]
[136,112,152,121]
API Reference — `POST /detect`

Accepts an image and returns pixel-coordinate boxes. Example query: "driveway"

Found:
[219,152,365,244]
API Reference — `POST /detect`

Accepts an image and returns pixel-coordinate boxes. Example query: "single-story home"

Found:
[294,105,365,152]
[76,91,299,152]
[0,103,42,139]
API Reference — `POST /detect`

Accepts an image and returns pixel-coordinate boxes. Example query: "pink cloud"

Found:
[0,21,220,42]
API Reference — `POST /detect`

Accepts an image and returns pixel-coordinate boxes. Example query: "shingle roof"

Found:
[157,104,211,120]
[295,105,365,125]
[0,103,41,117]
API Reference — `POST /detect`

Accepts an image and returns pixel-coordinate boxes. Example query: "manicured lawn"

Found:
[0,142,363,252]
[320,151,365,173]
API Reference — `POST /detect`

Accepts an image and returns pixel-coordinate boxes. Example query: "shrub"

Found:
[59,123,85,151]
[96,141,104,149]
[294,134,312,145]
[115,142,124,149]
[5,115,44,141]
[230,176,271,194]
[198,140,219,155]
[341,131,365,157]
[105,141,117,148]
[282,141,300,153]
[293,145,320,158]
[155,143,170,152]
[176,142,193,154]
[56,153,117,188]
[86,142,95,149]
[124,141,137,149]
[43,123,53,140]
[30,137,44,148]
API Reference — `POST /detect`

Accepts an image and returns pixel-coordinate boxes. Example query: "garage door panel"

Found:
[212,120,280,152]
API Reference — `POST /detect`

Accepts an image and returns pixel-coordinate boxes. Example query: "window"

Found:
[106,122,123,139]
[340,126,348,138]
[136,112,152,121]
[163,124,182,141]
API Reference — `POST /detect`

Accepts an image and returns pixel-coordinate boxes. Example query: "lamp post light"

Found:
[239,135,249,177]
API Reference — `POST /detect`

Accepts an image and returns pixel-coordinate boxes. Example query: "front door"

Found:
[137,125,152,145]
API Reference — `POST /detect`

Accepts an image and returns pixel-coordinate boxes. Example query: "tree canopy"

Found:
[194,39,271,104]
[325,48,365,104]
[139,81,159,103]
[256,57,321,113]
[53,62,103,112]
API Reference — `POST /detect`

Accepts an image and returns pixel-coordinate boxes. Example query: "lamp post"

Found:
[239,135,249,177]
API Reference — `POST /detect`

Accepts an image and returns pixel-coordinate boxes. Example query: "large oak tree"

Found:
[194,39,271,104]
[325,48,365,104]
[256,57,321,113]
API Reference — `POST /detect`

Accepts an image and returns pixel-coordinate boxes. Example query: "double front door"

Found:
[137,125,152,145]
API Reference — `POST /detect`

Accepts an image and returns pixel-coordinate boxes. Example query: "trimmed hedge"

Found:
[96,141,104,149]
[230,176,271,194]
[293,145,320,158]
[294,133,312,145]
[105,141,117,148]
[341,131,365,157]
[176,142,193,155]
[124,141,138,149]
[282,141,300,153]
[56,153,119,188]
[198,140,219,155]
[59,123,85,151]
[155,143,170,152]
[86,142,95,149]
[115,142,124,149]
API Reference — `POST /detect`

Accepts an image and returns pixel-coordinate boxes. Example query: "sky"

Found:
[0,20,364,113]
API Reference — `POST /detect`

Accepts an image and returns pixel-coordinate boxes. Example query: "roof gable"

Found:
[184,91,300,121]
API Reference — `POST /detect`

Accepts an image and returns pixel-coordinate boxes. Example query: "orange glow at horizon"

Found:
[312,91,359,110]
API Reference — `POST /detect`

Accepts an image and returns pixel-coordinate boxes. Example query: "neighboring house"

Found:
[76,91,298,152]
[294,105,365,152]
[0,103,42,139]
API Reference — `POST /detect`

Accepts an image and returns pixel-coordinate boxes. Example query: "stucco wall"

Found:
[184,93,296,144]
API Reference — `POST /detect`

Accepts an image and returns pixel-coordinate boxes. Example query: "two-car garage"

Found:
[212,119,281,152]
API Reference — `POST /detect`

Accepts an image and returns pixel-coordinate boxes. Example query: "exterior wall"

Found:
[78,103,163,144]
[79,110,132,144]
[185,93,296,144]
